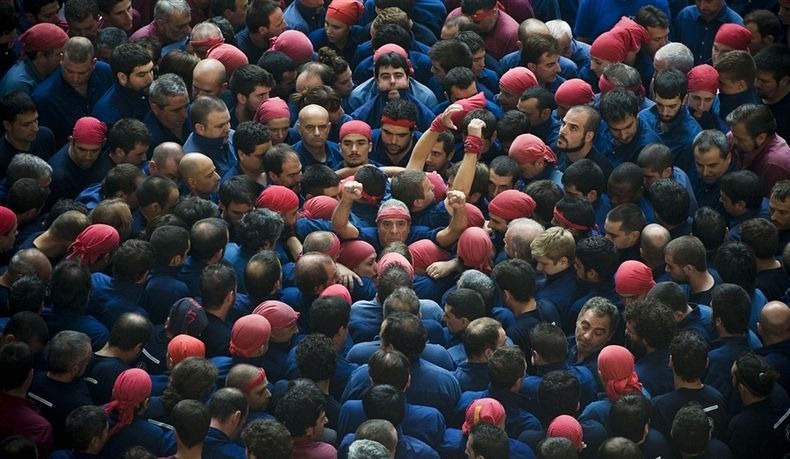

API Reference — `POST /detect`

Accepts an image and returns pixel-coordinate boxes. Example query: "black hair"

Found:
[739,217,778,259]
[525,180,564,224]
[445,288,485,322]
[301,164,340,198]
[107,312,152,351]
[653,68,688,100]
[669,330,709,382]
[530,322,568,363]
[714,241,757,293]
[229,64,274,98]
[649,178,690,226]
[469,422,509,458]
[720,170,762,210]
[491,258,536,302]
[692,206,726,256]
[64,405,108,451]
[7,177,49,215]
[200,263,237,310]
[50,260,92,314]
[209,387,248,422]
[488,345,526,390]
[562,159,604,196]
[363,384,406,426]
[710,283,751,335]
[237,208,284,252]
[309,296,350,337]
[538,370,581,421]
[600,88,640,122]
[242,419,293,459]
[174,197,220,229]
[258,51,296,84]
[496,110,530,146]
[111,239,154,282]
[0,341,32,390]
[609,393,651,443]
[245,250,281,300]
[275,380,326,436]
[623,298,677,349]
[8,276,46,315]
[381,311,426,360]
[368,349,410,389]
[171,399,211,448]
[576,236,618,280]
[296,333,337,382]
[234,121,272,155]
[189,218,229,262]
[110,42,152,77]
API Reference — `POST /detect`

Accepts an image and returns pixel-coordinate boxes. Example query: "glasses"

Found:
[468,8,496,22]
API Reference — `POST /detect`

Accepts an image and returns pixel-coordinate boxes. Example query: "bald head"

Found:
[519,18,550,43]
[193,58,227,97]
[180,153,212,180]
[758,301,790,345]
[295,252,336,294]
[7,248,53,284]
[190,23,224,58]
[298,104,329,123]
[179,152,219,197]
[303,231,338,255]
[505,218,545,260]
[640,223,671,267]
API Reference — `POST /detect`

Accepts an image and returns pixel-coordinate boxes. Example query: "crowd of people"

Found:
[0,0,789,457]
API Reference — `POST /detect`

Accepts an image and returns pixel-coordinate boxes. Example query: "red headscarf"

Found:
[19,23,68,55]
[376,252,414,279]
[446,92,487,127]
[326,0,365,26]
[488,190,536,221]
[0,206,17,235]
[66,224,120,266]
[269,30,314,65]
[338,240,376,270]
[598,345,643,402]
[547,415,585,452]
[457,227,493,273]
[499,67,538,95]
[426,171,447,203]
[590,18,647,64]
[554,79,594,107]
[254,97,290,124]
[462,398,506,435]
[614,260,656,296]
[339,120,372,141]
[466,203,485,228]
[408,239,451,274]
[230,314,271,358]
[509,133,556,165]
[253,300,300,331]
[714,23,752,51]
[72,117,108,145]
[687,64,719,94]
[207,44,249,75]
[167,334,205,366]
[320,283,352,305]
[105,368,152,436]
[301,195,339,220]
[256,185,299,213]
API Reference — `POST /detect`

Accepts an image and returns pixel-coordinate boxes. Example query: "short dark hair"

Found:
[107,312,152,351]
[242,419,293,459]
[606,203,646,234]
[9,275,46,315]
[149,225,190,266]
[445,288,485,322]
[739,218,778,259]
[562,159,604,196]
[609,393,651,442]
[246,0,280,31]
[623,298,676,349]
[189,218,228,262]
[715,50,756,85]
[0,92,37,124]
[634,4,669,28]
[100,163,145,200]
[488,345,526,390]
[374,52,410,80]
[363,384,406,426]
[600,88,640,122]
[538,370,580,421]
[463,317,502,358]
[209,387,248,422]
[2,312,49,353]
[200,263,236,310]
[171,399,211,448]
[50,260,92,314]
[110,42,153,77]
[275,380,326,436]
[714,241,757,293]
[174,197,220,229]
[649,178,690,226]
[653,68,688,100]
[295,333,337,382]
[530,322,567,363]
[520,33,560,66]
[380,311,426,360]
[520,86,556,112]
[258,51,296,84]
[710,283,751,335]
[229,64,274,99]
[646,281,687,314]
[309,296,350,337]
[692,206,726,254]
[496,110,531,146]
[234,121,271,155]
[671,403,712,455]
[137,176,178,210]
[720,170,762,210]
[245,250,281,300]
[469,422,509,458]
[112,239,154,282]
[380,98,418,125]
[237,208,284,252]
[65,405,108,451]
[428,39,472,73]
[669,331,709,382]
[368,349,410,390]
[301,164,340,198]
[443,66,475,91]
[576,236,618,280]
[8,177,48,214]
[491,258,536,302]
[753,43,790,82]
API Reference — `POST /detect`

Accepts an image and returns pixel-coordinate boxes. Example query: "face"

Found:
[696,0,724,21]
[780,4,790,25]
[376,65,409,99]
[517,97,548,127]
[159,10,192,43]
[644,26,669,56]
[488,214,507,234]
[686,91,716,117]
[416,178,435,210]
[246,379,271,411]
[574,309,613,357]
[198,109,232,141]
[755,71,786,102]
[310,411,328,441]
[426,140,451,173]
[68,15,99,41]
[297,109,330,149]
[607,181,640,207]
[556,34,572,58]
[488,171,515,200]
[193,72,225,98]
[242,85,271,115]
[122,61,155,92]
[267,117,291,145]
[271,158,302,192]
[468,8,498,33]
[122,142,149,167]
[770,195,790,230]
[61,57,95,90]
[35,0,60,23]
[239,141,271,175]
[497,86,519,111]
[557,110,589,152]
[226,0,249,28]
[711,42,734,66]
[380,124,413,157]
[730,122,759,153]
[654,94,683,124]
[694,147,731,184]
[341,133,370,167]
[532,53,560,84]
[105,0,133,31]
[719,189,741,216]
[470,49,486,77]
[718,76,742,95]
[191,159,221,195]
[377,218,410,245]
[0,220,17,252]
[641,167,669,189]
[664,253,689,282]
[449,82,477,102]
[606,115,638,145]
[443,304,467,334]
[604,219,638,249]
[324,17,349,44]
[153,94,189,132]
[535,256,567,276]
[589,56,610,78]
[69,141,103,169]
[263,8,287,37]
[354,253,377,278]
[3,111,39,144]
[333,67,353,98]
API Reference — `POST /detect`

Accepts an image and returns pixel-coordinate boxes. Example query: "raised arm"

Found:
[406,105,462,171]
[331,180,362,240]
[436,190,468,248]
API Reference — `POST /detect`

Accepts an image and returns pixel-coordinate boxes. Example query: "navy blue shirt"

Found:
[704,335,751,416]
[92,82,150,126]
[595,117,663,167]
[338,400,445,448]
[506,300,562,357]
[635,348,675,398]
[141,265,191,325]
[639,104,703,172]
[292,139,343,170]
[455,386,541,439]
[84,354,131,405]
[183,131,237,179]
[650,385,730,441]
[674,3,743,65]
[47,144,113,201]
[89,273,147,329]
[203,426,245,459]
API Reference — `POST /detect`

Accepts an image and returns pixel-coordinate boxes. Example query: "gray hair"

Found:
[692,129,729,157]
[63,36,95,63]
[458,269,496,310]
[546,19,572,40]
[154,0,191,20]
[348,439,391,459]
[654,43,694,74]
[149,73,189,107]
[377,199,410,218]
[7,154,52,184]
[602,63,643,89]
[46,330,92,373]
[578,296,620,331]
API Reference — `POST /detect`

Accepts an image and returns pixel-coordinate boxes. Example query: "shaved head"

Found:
[758,301,790,345]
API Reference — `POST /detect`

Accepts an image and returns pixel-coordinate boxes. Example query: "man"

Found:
[179,152,221,200]
[294,104,342,169]
[427,39,474,101]
[263,144,303,194]
[229,64,273,127]
[47,116,110,201]
[192,58,229,100]
[200,263,238,357]
[529,226,577,329]
[517,87,561,148]
[130,0,192,52]
[568,236,620,330]
[92,43,154,126]
[665,235,719,306]
[0,23,68,96]
[369,100,421,167]
[770,180,790,253]
[520,33,563,92]
[148,142,185,183]
[336,120,374,177]
[756,301,790,393]
[555,105,612,180]
[633,5,670,90]
[98,0,135,33]
[497,66,538,112]
[456,0,518,59]
[714,50,761,120]
[183,96,236,178]
[727,103,790,197]
[65,0,100,42]
[568,296,619,387]
[204,387,248,458]
[690,129,734,214]
[236,0,287,64]
[242,419,293,459]
[638,69,702,172]
[212,0,249,31]
[604,203,646,263]
[0,93,56,174]
[144,73,191,147]
[597,88,661,167]
[222,121,271,190]
[753,45,790,140]
[673,0,743,65]
[32,37,114,147]
[282,0,324,34]
[624,299,676,397]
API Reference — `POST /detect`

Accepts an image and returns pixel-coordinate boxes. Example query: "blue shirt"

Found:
[453,361,489,392]
[141,265,191,325]
[143,110,191,153]
[351,90,436,132]
[674,4,743,65]
[574,0,670,41]
[595,117,663,166]
[340,430,439,459]
[352,44,433,83]
[292,139,343,170]
[650,385,730,440]
[102,415,172,458]
[704,335,751,416]
[92,82,150,126]
[308,25,366,65]
[183,131,237,179]
[639,104,703,173]
[0,59,45,95]
[455,386,542,438]
[282,0,323,34]
[635,348,675,398]
[338,400,445,448]
[47,144,112,201]
[348,78,437,113]
[360,0,445,38]
[32,62,114,147]
[521,361,598,414]
[203,426,245,459]
[88,273,147,329]
[235,27,267,64]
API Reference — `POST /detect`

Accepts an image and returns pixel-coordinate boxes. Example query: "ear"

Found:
[109,147,125,163]
[755,132,768,147]
[2,120,11,132]
[194,123,207,136]
[661,167,672,178]
[585,190,598,203]
[584,130,595,143]
[558,256,570,269]
[236,92,247,106]
[117,72,129,86]
[526,62,537,73]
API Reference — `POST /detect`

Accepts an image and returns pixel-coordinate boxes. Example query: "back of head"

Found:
[209,387,248,422]
[537,436,578,459]
[64,405,108,452]
[669,330,709,382]
[50,260,92,314]
[538,370,581,421]
[241,419,294,459]
[189,218,229,262]
[0,342,33,390]
[245,250,281,300]
[348,439,390,459]
[107,312,153,351]
[597,437,641,459]
[671,403,712,456]
[488,345,526,390]
[469,422,509,459]
[355,419,397,454]
[171,399,211,448]
[711,283,751,335]
[200,263,237,310]
[380,311,426,360]
[368,349,410,389]
[609,393,651,443]
[295,333,337,382]
[363,384,406,427]
[274,379,326,437]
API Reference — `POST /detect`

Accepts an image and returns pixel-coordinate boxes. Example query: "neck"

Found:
[209,420,234,439]
[764,86,790,105]
[46,371,75,383]
[96,344,129,362]
[315,379,330,395]
[249,32,268,48]
[688,270,714,294]
[33,232,66,258]
[466,353,488,364]
[4,133,32,151]
[565,143,592,162]
[509,298,537,316]
[3,387,27,398]
[175,442,203,459]
[673,374,703,390]
[207,307,228,321]
[305,143,327,160]
[235,105,252,124]
[740,391,767,407]
[755,257,781,271]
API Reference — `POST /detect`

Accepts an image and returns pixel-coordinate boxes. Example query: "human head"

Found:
[110,42,154,93]
[574,297,619,359]
[714,50,756,95]
[692,129,731,185]
[153,0,192,44]
[529,226,574,276]
[726,103,777,154]
[275,379,327,439]
[600,88,640,146]
[148,74,190,135]
[753,44,790,103]
[711,283,751,335]
[208,387,249,440]
[242,419,293,459]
